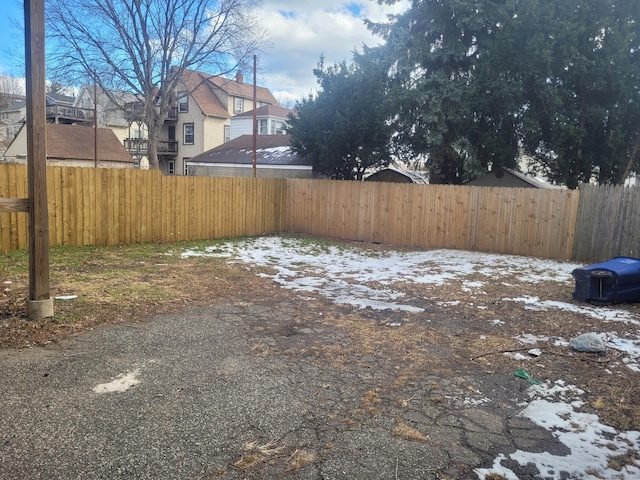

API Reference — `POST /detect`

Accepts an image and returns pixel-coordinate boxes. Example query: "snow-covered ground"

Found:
[182,236,640,479]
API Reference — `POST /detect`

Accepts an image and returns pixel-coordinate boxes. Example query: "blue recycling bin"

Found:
[572,256,640,305]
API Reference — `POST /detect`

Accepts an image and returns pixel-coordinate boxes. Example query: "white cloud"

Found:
[258,1,410,102]
[0,1,410,103]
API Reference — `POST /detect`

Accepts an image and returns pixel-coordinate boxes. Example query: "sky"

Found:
[182,236,640,479]
[0,0,409,104]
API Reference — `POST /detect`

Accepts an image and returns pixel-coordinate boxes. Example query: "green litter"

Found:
[513,368,542,385]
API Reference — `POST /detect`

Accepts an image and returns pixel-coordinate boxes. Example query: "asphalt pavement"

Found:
[0,303,559,479]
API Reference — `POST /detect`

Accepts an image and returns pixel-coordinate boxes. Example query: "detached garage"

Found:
[185,134,316,179]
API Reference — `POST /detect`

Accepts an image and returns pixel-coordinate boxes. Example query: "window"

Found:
[178,92,188,113]
[167,160,175,175]
[183,123,194,144]
[274,120,286,135]
[258,119,268,135]
[183,158,190,176]
[234,97,243,114]
[224,125,230,143]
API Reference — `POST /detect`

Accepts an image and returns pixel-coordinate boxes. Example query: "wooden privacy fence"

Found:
[1,164,583,260]
[285,179,579,260]
[573,183,640,263]
[0,164,286,250]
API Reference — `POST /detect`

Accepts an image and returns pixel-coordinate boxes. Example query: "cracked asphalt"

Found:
[0,300,572,480]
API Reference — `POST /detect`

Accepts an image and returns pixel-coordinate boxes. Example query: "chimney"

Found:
[236,71,243,84]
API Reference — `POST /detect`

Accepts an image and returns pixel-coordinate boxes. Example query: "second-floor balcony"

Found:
[124,138,178,155]
[166,106,178,121]
[46,105,94,124]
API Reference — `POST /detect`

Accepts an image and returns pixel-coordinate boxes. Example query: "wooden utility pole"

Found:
[25,0,53,319]
[252,55,257,178]
[94,71,98,168]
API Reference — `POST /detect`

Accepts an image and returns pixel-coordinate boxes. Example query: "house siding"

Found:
[6,157,132,168]
[2,125,27,161]
[175,106,204,175]
[230,117,252,140]
[202,117,227,151]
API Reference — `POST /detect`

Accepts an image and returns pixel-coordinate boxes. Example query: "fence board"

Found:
[0,168,10,249]
[82,168,92,245]
[92,168,103,246]
[15,165,28,249]
[6,166,19,249]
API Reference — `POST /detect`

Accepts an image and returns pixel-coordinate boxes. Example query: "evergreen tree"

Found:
[288,50,394,180]
[511,0,640,187]
[372,0,640,187]
[371,0,519,184]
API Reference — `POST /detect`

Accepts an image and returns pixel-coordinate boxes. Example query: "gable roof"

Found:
[46,123,132,163]
[187,134,311,167]
[0,101,26,114]
[234,104,293,119]
[179,69,280,119]
[465,167,554,189]
[365,167,427,184]
[75,85,140,106]
[46,93,75,106]
[179,69,230,119]
[208,75,279,105]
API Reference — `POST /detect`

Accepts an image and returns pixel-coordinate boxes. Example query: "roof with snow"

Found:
[186,134,311,167]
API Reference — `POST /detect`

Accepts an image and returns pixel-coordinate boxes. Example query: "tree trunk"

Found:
[146,119,160,171]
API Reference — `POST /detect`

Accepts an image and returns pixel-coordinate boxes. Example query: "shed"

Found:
[465,168,551,188]
[365,167,427,184]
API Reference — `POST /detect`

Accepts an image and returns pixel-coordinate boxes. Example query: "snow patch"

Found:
[92,369,141,393]
[476,381,640,479]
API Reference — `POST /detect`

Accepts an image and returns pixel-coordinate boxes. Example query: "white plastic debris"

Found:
[569,333,606,353]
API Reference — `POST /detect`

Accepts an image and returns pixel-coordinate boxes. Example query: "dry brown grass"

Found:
[231,440,316,475]
[285,449,316,472]
[360,388,382,415]
[392,420,429,442]
[0,242,286,349]
[233,440,286,470]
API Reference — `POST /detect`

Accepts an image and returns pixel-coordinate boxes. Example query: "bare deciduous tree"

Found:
[0,73,25,109]
[46,0,265,170]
